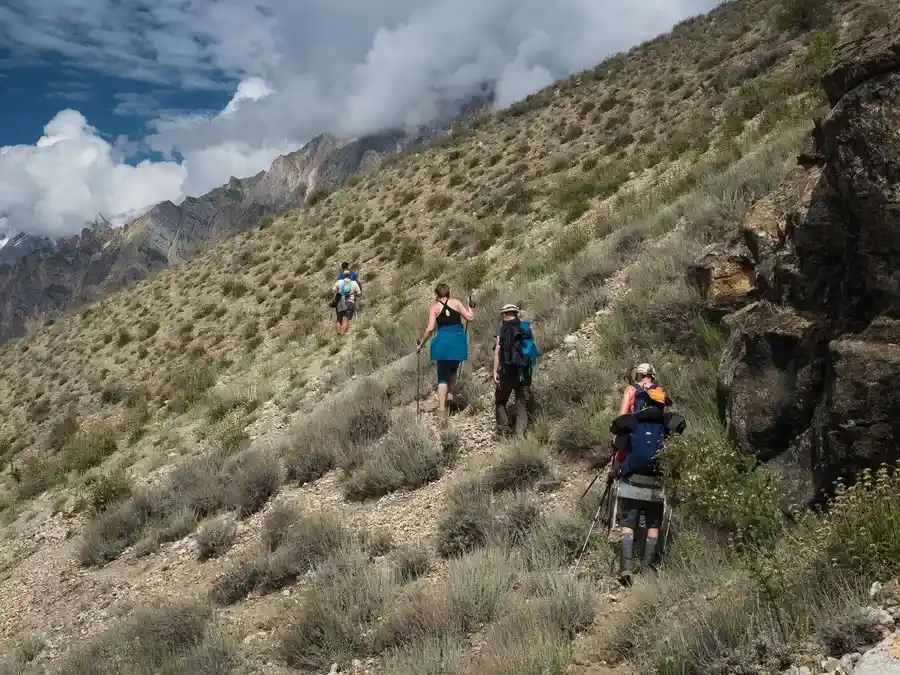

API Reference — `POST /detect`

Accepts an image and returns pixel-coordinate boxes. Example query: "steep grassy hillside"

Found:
[0,0,897,673]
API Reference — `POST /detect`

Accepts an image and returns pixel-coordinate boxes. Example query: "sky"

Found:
[0,0,721,239]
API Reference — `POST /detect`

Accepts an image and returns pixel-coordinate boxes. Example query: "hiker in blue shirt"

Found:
[336,261,358,283]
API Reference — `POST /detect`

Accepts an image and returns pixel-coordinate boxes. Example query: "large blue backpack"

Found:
[620,385,668,476]
[519,321,542,366]
[498,319,542,381]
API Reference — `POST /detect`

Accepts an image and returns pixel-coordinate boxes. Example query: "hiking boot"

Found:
[618,570,633,588]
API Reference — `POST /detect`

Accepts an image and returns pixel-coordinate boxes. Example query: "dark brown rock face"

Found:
[691,23,900,501]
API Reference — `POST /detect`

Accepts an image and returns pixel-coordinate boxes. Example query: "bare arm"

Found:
[618,387,632,416]
[418,304,438,349]
[493,337,500,383]
[452,298,474,321]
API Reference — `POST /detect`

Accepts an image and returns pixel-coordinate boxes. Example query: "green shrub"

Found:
[167,358,217,413]
[345,416,453,501]
[214,412,250,455]
[223,450,282,517]
[54,599,240,675]
[48,409,79,451]
[61,423,118,473]
[278,554,391,670]
[461,259,488,290]
[436,479,493,558]
[196,514,238,561]
[485,439,552,492]
[776,0,833,32]
[87,469,132,514]
[664,434,781,547]
[391,546,431,583]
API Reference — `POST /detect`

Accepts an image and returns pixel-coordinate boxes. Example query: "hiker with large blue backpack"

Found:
[493,303,542,438]
[605,362,685,586]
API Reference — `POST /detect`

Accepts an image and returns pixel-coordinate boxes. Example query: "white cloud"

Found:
[0,0,720,237]
[0,110,186,238]
[221,77,274,116]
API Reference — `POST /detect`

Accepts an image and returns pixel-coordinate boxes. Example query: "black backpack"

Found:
[498,319,538,375]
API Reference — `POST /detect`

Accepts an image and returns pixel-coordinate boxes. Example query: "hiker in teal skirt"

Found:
[416,283,474,423]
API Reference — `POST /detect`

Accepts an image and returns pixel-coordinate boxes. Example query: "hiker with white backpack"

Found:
[330,269,362,335]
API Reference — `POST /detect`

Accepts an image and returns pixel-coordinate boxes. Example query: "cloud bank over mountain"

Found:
[0,0,719,238]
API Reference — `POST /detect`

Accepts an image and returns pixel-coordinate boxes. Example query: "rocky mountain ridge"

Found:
[0,92,491,344]
[0,231,51,266]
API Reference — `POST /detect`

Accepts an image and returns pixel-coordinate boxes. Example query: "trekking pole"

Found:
[574,480,612,572]
[578,472,602,503]
[578,448,615,503]
[457,292,476,386]
[415,343,423,420]
[660,489,674,560]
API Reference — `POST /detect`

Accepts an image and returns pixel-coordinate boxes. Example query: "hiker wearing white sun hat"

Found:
[493,303,541,438]
[611,360,671,587]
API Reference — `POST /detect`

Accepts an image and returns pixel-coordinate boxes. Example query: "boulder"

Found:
[822,66,900,324]
[811,318,900,492]
[823,25,900,105]
[718,302,826,461]
[687,239,757,319]
[852,632,900,675]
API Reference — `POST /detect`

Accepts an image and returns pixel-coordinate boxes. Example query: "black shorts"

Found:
[336,306,355,321]
[618,497,663,530]
[436,360,460,384]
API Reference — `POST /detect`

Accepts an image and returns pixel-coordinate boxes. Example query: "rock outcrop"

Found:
[690,24,900,501]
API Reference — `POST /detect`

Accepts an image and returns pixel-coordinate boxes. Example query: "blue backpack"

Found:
[520,321,542,366]
[619,385,668,477]
[498,319,542,381]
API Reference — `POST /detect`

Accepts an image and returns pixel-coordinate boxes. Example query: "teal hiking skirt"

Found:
[430,323,468,363]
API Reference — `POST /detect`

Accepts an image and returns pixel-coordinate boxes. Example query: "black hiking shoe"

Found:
[618,570,633,588]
